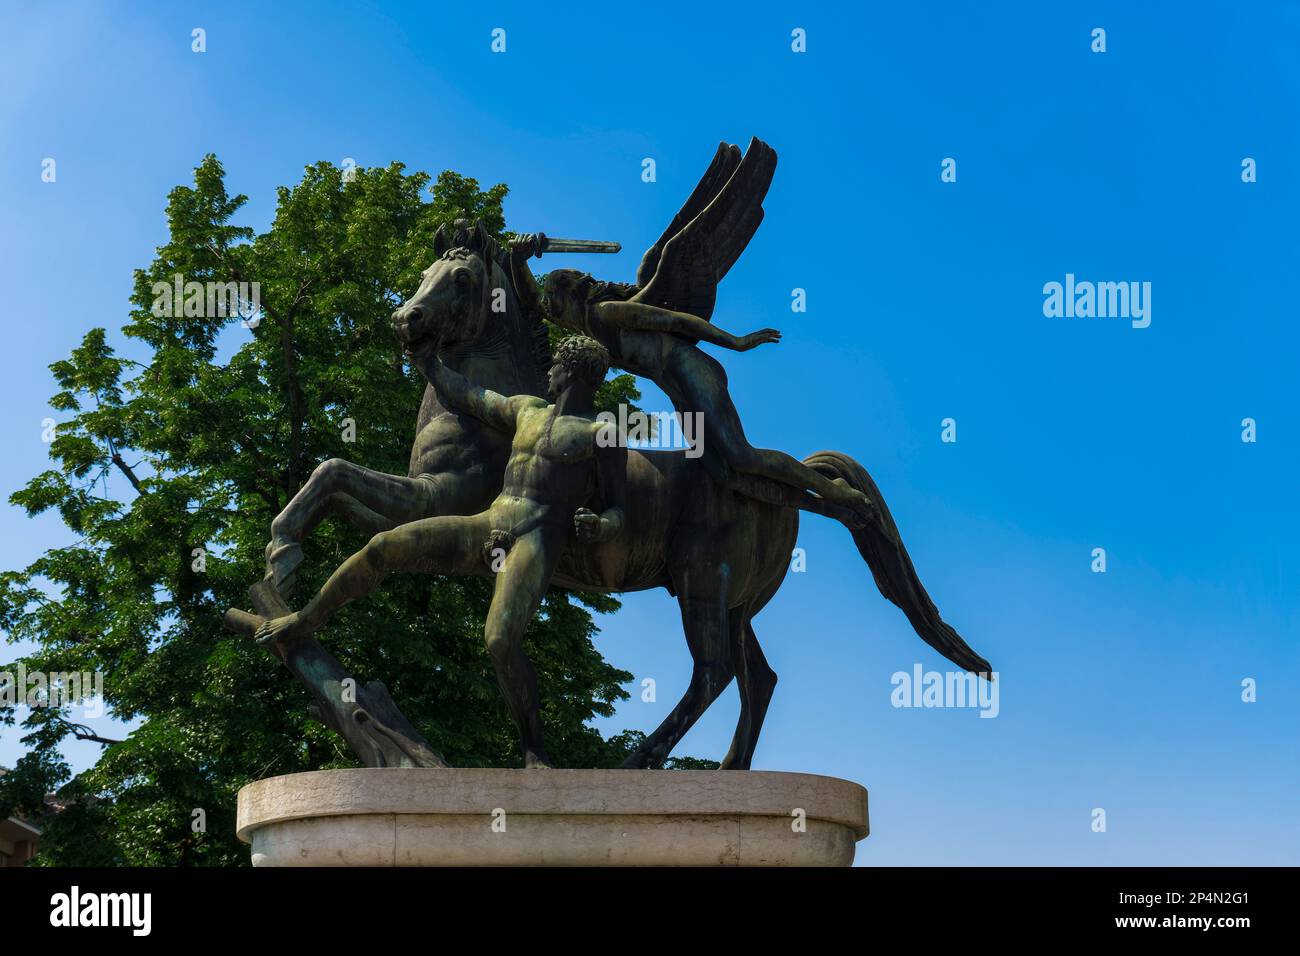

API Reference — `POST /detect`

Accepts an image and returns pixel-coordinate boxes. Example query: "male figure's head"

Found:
[548,335,610,400]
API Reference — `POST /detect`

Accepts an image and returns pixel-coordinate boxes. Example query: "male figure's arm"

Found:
[573,428,627,543]
[416,350,542,433]
[592,300,781,351]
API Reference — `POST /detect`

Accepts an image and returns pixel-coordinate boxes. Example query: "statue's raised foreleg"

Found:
[266,459,474,595]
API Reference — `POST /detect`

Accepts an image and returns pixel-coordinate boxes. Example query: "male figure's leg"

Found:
[266,461,485,595]
[255,512,492,646]
[482,525,566,768]
[670,358,878,525]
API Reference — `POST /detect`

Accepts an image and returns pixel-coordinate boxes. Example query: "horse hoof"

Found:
[264,540,304,597]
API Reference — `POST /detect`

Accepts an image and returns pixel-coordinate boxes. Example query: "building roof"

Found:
[0,767,45,835]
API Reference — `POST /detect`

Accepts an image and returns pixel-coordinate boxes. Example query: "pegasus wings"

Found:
[632,137,777,324]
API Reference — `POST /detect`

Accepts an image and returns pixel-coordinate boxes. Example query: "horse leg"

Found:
[719,504,794,769]
[317,491,402,537]
[620,593,734,769]
[266,460,466,595]
[719,614,778,770]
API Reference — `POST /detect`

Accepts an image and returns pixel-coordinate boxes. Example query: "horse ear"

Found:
[432,223,450,258]
[473,219,498,260]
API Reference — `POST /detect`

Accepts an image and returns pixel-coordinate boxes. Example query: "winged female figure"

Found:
[508,137,878,528]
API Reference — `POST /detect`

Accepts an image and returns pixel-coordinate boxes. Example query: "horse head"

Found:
[391,218,550,397]
[391,218,497,354]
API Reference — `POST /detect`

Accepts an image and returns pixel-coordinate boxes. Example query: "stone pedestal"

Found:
[236,768,868,866]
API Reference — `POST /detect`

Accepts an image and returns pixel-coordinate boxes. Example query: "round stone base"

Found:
[236,768,868,866]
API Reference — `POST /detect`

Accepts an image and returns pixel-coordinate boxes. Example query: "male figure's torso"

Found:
[490,405,599,532]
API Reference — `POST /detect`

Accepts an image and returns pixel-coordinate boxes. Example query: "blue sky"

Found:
[1,1,1296,865]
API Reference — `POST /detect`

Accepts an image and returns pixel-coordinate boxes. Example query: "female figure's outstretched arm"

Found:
[593,300,780,352]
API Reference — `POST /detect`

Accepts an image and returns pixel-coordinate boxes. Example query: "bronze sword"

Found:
[533,233,621,255]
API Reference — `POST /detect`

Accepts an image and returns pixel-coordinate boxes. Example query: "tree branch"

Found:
[109,451,143,493]
[223,580,449,769]
[50,713,122,746]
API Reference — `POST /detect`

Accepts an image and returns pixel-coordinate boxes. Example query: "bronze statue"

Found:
[228,138,992,772]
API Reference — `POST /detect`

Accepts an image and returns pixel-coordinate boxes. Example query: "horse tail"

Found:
[802,450,993,679]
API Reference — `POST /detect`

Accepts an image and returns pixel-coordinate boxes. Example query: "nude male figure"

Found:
[254,335,626,768]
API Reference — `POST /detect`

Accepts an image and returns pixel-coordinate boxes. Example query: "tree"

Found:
[0,156,656,866]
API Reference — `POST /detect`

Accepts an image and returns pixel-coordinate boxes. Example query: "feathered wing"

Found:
[635,142,740,289]
[632,137,777,323]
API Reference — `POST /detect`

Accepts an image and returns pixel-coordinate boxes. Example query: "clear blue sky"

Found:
[1,1,1296,865]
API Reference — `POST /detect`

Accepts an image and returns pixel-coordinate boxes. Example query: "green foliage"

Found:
[0,156,641,866]
[663,755,722,770]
